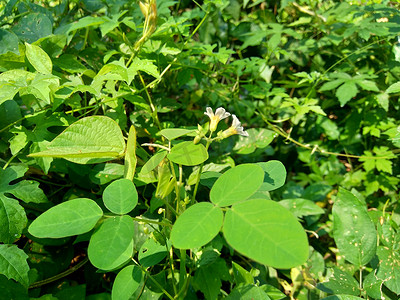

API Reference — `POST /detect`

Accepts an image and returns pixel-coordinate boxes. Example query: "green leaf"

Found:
[138,238,168,268]
[29,116,126,164]
[376,246,400,294]
[210,164,264,207]
[29,198,103,238]
[256,160,287,192]
[128,57,160,79]
[168,141,208,166]
[89,163,124,185]
[386,82,400,94]
[317,267,359,296]
[0,275,29,300]
[223,199,309,269]
[0,244,29,287]
[124,125,137,181]
[321,296,364,300]
[25,43,52,74]
[227,284,272,300]
[171,202,223,249]
[88,215,134,270]
[0,29,19,55]
[54,54,87,73]
[232,261,253,285]
[363,271,384,299]
[332,188,377,266]
[140,150,167,174]
[12,13,52,43]
[279,199,324,218]
[111,265,142,300]
[103,179,138,214]
[157,128,195,140]
[336,82,358,106]
[233,128,276,154]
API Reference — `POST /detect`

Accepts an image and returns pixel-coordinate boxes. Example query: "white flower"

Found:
[204,107,231,132]
[221,114,249,138]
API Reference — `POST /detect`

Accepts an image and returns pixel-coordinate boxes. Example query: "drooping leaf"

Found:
[210,164,264,207]
[171,202,223,249]
[223,199,309,269]
[332,188,377,266]
[29,116,126,164]
[88,215,134,270]
[0,244,29,287]
[168,141,208,166]
[29,198,103,238]
[103,179,138,214]
[25,43,52,74]
[111,265,142,300]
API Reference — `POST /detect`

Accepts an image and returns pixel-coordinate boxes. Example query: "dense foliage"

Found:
[1,0,400,299]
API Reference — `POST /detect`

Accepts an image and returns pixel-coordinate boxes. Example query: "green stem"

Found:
[138,71,162,130]
[178,249,186,293]
[29,258,89,289]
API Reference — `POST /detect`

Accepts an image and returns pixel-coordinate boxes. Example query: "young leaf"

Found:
[332,188,377,266]
[210,164,264,207]
[25,43,52,74]
[168,141,208,166]
[111,265,142,300]
[171,202,223,249]
[28,116,126,164]
[29,198,103,238]
[0,245,29,288]
[103,179,138,214]
[223,199,309,269]
[88,215,134,270]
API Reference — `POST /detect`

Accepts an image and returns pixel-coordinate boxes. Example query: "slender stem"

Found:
[178,249,187,296]
[138,71,162,130]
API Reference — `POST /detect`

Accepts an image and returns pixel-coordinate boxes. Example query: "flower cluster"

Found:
[204,107,249,138]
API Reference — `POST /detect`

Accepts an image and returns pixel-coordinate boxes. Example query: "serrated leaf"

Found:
[111,265,142,300]
[29,198,103,238]
[88,215,134,270]
[25,43,52,74]
[223,199,309,268]
[103,179,138,214]
[29,116,126,164]
[336,82,358,107]
[332,188,377,266]
[0,244,29,287]
[171,202,223,249]
[168,141,208,166]
[210,164,264,207]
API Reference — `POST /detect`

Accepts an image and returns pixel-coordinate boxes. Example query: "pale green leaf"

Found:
[88,215,134,270]
[223,199,309,268]
[25,43,52,74]
[336,82,358,107]
[140,151,167,174]
[0,244,29,287]
[157,128,195,140]
[28,198,103,238]
[279,198,324,218]
[111,265,142,300]
[168,141,208,166]
[386,82,400,94]
[171,202,223,249]
[103,179,138,214]
[256,160,286,192]
[210,164,264,207]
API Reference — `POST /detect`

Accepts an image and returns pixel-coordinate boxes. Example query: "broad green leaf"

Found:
[376,246,400,294]
[332,188,377,266]
[157,128,195,140]
[140,150,167,174]
[103,179,138,214]
[210,164,264,207]
[0,244,29,287]
[168,141,208,166]
[25,43,52,74]
[0,29,19,55]
[138,238,168,268]
[29,116,126,164]
[0,196,26,244]
[233,128,276,154]
[12,13,52,43]
[317,267,359,296]
[223,199,309,269]
[89,163,124,185]
[232,261,253,285]
[0,274,29,299]
[336,82,358,107]
[227,284,271,300]
[111,265,142,300]
[279,199,324,218]
[29,198,103,238]
[88,215,134,270]
[171,202,223,249]
[256,160,286,192]
[128,57,160,79]
[363,271,384,299]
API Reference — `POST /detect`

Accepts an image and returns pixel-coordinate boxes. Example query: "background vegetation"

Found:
[1,0,400,299]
